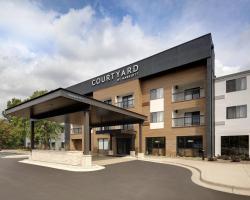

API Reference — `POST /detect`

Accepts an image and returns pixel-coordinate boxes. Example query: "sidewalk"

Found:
[141,156,250,196]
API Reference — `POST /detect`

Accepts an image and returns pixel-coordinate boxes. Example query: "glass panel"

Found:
[146,137,165,156]
[241,77,247,90]
[177,136,203,157]
[157,88,164,99]
[98,139,103,150]
[150,89,156,100]
[184,90,192,100]
[227,106,236,119]
[150,88,163,100]
[104,99,112,104]
[103,139,109,150]
[221,136,249,155]
[226,79,236,92]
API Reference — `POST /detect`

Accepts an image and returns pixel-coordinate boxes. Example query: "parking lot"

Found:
[0,155,249,200]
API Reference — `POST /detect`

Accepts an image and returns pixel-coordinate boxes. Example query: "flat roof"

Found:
[67,33,214,95]
[215,69,250,81]
[5,88,146,127]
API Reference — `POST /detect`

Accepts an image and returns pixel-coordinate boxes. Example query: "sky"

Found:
[0,0,250,114]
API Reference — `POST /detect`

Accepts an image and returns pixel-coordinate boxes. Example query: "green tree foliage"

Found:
[1,90,63,149]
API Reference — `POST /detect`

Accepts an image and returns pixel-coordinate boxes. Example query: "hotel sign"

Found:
[91,64,139,86]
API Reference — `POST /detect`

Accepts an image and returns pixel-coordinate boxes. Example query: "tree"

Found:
[2,90,63,149]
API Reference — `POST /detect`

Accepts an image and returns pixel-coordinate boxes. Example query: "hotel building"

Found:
[66,34,215,157]
[215,70,250,156]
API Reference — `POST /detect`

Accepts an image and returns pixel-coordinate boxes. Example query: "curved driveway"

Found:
[0,158,248,200]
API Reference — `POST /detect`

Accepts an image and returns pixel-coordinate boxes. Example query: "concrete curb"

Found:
[19,159,105,172]
[140,158,250,196]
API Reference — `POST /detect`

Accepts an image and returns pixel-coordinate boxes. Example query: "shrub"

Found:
[231,155,241,162]
[208,157,217,161]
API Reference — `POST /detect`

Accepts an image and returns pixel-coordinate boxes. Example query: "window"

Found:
[177,136,203,157]
[221,136,249,156]
[72,128,82,134]
[226,77,247,93]
[104,99,112,105]
[98,139,109,150]
[184,87,200,100]
[150,88,164,100]
[122,124,134,130]
[150,111,164,123]
[122,95,134,108]
[146,137,165,156]
[184,111,200,126]
[227,105,247,119]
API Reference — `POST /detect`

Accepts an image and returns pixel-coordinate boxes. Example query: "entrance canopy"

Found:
[5,88,146,127]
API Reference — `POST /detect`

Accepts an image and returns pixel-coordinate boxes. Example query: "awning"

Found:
[5,88,147,127]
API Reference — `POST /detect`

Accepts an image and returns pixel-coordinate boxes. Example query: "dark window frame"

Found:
[226,105,247,119]
[226,77,247,93]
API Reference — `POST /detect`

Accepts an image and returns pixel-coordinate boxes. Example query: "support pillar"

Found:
[83,111,90,155]
[30,120,35,150]
[64,122,70,151]
[137,122,144,158]
[130,135,136,157]
[89,128,92,152]
[108,134,114,156]
[110,134,113,150]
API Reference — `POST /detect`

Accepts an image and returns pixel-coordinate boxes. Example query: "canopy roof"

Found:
[5,88,146,127]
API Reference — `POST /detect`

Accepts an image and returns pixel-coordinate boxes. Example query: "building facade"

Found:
[67,34,215,157]
[215,70,250,157]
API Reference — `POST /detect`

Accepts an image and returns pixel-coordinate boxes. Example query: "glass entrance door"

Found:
[116,138,131,155]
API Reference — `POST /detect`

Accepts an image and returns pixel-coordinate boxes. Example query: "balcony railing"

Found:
[172,115,205,127]
[173,88,205,102]
[115,99,134,109]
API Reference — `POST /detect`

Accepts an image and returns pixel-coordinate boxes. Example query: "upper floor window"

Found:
[103,99,112,105]
[151,111,164,123]
[226,77,247,93]
[120,95,134,108]
[184,87,200,100]
[150,88,164,100]
[227,105,247,119]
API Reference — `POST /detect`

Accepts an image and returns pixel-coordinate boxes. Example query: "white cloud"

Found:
[0,0,249,115]
[0,1,163,114]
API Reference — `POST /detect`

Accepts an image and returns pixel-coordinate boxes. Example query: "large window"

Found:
[227,105,247,119]
[150,111,164,123]
[221,136,249,156]
[150,88,164,100]
[177,136,203,157]
[146,137,165,156]
[98,138,109,150]
[226,77,247,93]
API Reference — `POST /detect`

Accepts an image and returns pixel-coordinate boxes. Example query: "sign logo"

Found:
[91,64,139,86]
